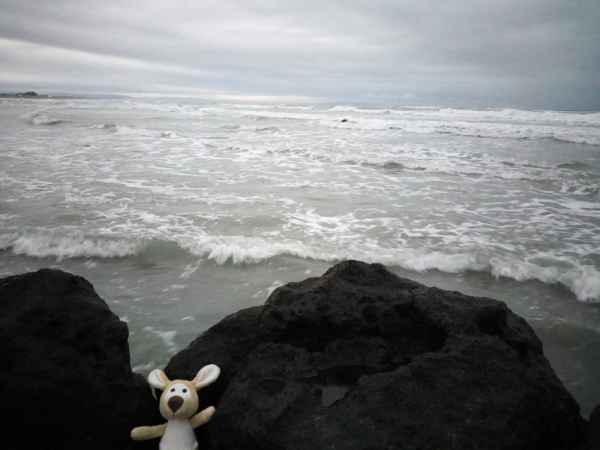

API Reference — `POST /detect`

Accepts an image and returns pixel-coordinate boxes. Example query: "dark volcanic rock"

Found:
[0,269,159,450]
[167,260,587,450]
[582,404,600,449]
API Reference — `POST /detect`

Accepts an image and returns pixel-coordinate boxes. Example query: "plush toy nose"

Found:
[168,396,184,413]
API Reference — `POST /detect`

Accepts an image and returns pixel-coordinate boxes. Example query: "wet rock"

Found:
[0,269,159,450]
[167,260,587,450]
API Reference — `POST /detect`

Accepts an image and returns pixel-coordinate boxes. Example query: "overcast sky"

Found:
[1,0,599,109]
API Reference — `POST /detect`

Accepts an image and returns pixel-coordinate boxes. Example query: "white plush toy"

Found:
[131,365,220,450]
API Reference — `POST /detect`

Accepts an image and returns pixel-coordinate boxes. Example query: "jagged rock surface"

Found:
[0,269,160,450]
[166,260,588,450]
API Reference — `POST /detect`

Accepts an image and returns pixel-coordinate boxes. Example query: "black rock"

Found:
[582,404,600,449]
[341,119,348,122]
[0,269,160,450]
[167,260,587,450]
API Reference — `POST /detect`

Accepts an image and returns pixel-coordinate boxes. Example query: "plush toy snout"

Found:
[158,380,199,420]
[168,396,183,413]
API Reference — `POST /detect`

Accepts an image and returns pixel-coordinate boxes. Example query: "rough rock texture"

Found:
[166,260,588,450]
[0,269,160,450]
[581,405,600,449]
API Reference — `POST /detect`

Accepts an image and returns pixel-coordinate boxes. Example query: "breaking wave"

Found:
[490,258,600,303]
[330,106,600,126]
[91,123,117,131]
[2,231,598,303]
[387,121,600,146]
[180,236,600,302]
[1,233,142,259]
[236,109,600,145]
[22,111,67,126]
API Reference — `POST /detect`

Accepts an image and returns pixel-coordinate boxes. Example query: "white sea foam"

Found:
[330,106,391,114]
[230,104,272,109]
[176,233,485,272]
[236,108,600,144]
[388,120,600,145]
[112,101,220,117]
[177,235,317,264]
[277,105,315,110]
[144,328,178,354]
[2,98,599,309]
[237,109,331,123]
[427,108,600,126]
[176,234,600,302]
[3,233,142,259]
[3,229,599,303]
[491,258,600,303]
[331,105,600,126]
[0,234,12,250]
[132,102,186,113]
[239,125,280,132]
[21,110,66,126]
[159,131,183,139]
[266,141,551,181]
[91,123,117,131]
[113,125,157,137]
[556,199,600,218]
[560,180,600,196]
[492,157,565,170]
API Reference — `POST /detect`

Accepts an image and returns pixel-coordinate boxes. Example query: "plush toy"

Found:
[131,365,220,450]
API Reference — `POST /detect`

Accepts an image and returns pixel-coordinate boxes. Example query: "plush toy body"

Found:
[131,365,220,450]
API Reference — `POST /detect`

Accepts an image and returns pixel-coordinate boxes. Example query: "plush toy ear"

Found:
[192,364,220,390]
[148,369,171,390]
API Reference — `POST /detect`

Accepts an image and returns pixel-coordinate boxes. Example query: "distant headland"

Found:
[0,91,72,99]
[0,91,130,99]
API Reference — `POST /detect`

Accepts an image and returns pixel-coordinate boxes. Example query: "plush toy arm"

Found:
[131,423,168,441]
[189,406,215,429]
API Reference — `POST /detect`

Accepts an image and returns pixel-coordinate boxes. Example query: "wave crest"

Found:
[21,110,66,126]
[3,231,598,303]
[180,236,600,302]
[490,258,600,303]
[2,233,142,259]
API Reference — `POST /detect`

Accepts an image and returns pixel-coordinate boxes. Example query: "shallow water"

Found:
[1,98,599,417]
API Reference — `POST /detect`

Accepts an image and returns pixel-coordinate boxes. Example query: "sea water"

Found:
[1,98,599,417]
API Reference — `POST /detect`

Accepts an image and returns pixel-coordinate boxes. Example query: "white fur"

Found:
[160,419,198,450]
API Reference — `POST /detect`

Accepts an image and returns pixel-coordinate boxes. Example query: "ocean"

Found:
[1,98,599,417]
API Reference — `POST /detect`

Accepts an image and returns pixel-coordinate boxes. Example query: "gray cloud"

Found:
[0,0,598,109]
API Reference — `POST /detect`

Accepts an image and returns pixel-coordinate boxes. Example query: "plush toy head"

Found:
[148,365,220,421]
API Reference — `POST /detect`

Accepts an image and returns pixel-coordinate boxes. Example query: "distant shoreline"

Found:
[0,93,81,99]
[0,92,129,99]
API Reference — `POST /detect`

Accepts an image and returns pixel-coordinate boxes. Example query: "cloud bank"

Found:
[1,0,598,109]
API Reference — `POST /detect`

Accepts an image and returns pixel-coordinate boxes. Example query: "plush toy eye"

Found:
[171,388,175,392]
[183,388,187,393]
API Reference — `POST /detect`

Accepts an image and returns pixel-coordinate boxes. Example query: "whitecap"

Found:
[21,110,66,126]
[3,232,142,259]
[277,105,315,110]
[177,235,317,264]
[145,329,178,354]
[159,131,182,139]
[490,258,600,303]
[91,123,117,131]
